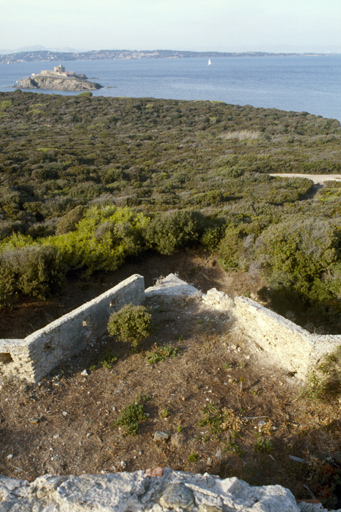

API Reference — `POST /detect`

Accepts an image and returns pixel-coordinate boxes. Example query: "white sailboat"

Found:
[208,59,212,66]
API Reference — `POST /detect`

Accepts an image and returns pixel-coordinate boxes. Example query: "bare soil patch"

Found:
[0,252,340,508]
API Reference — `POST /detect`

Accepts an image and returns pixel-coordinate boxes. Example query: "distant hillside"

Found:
[0,49,329,64]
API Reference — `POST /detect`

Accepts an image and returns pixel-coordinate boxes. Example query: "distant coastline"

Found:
[0,49,337,64]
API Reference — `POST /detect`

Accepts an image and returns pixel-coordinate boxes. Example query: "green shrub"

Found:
[192,190,225,207]
[200,227,222,250]
[0,220,26,240]
[159,407,170,418]
[107,303,152,349]
[0,244,66,306]
[49,205,149,274]
[69,182,104,200]
[0,100,12,111]
[198,404,244,435]
[145,210,205,255]
[256,218,341,285]
[218,225,246,270]
[100,350,118,369]
[27,221,56,239]
[78,92,93,97]
[0,261,17,306]
[254,218,341,320]
[224,440,244,455]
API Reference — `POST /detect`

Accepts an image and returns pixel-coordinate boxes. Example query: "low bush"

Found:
[100,350,118,369]
[49,205,149,274]
[198,404,244,435]
[145,210,205,255]
[0,244,66,306]
[218,225,246,270]
[254,218,341,322]
[107,303,152,349]
[188,452,199,462]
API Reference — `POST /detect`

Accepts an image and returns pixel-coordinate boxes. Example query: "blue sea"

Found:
[0,55,340,121]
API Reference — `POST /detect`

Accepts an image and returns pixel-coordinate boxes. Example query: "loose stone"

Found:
[215,449,222,459]
[153,431,170,442]
[146,467,163,477]
[159,483,194,510]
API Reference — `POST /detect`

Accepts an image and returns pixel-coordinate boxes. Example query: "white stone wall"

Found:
[0,274,144,383]
[203,288,341,380]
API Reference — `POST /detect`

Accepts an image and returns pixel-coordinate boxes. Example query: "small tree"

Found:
[107,303,152,350]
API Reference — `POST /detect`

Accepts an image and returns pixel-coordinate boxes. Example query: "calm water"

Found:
[0,56,340,121]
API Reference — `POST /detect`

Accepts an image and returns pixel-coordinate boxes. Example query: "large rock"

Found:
[0,468,334,511]
[16,75,102,92]
[145,273,202,298]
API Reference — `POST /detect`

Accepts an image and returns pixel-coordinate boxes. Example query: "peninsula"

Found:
[15,65,103,91]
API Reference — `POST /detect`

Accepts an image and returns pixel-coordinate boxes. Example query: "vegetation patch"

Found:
[303,346,341,400]
[188,452,199,463]
[100,351,118,369]
[253,435,274,453]
[198,404,244,436]
[0,92,341,330]
[146,344,179,365]
[114,395,149,436]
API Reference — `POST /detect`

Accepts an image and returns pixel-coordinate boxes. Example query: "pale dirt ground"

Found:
[0,252,340,508]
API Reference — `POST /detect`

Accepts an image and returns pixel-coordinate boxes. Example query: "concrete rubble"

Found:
[0,468,338,511]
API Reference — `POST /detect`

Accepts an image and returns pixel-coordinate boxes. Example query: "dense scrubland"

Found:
[1,90,341,331]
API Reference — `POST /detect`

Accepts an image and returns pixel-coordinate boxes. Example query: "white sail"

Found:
[208,59,212,65]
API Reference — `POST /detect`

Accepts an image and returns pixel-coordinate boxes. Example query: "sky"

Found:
[1,0,340,54]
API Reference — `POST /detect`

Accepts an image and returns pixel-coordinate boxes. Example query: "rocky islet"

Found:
[15,64,103,92]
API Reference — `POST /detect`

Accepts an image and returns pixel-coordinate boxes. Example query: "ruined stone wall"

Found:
[0,274,144,383]
[1,274,341,384]
[203,288,341,380]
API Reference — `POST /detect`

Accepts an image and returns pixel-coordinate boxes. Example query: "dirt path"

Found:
[270,173,341,184]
